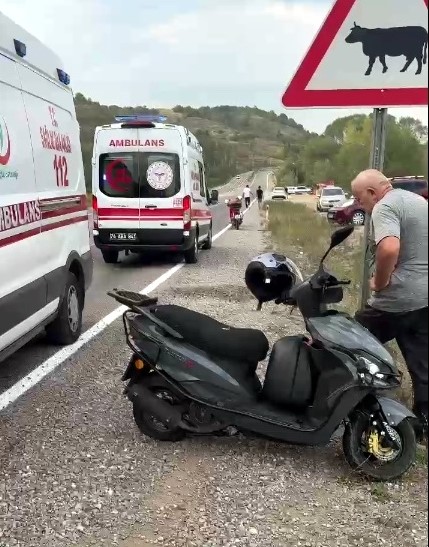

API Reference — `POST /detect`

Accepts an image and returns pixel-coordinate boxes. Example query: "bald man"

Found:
[352,169,428,434]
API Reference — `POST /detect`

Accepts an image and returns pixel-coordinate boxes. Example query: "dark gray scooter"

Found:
[109,226,417,481]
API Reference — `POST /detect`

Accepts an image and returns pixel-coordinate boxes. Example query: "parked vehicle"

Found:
[92,115,212,265]
[390,176,428,199]
[109,226,417,481]
[295,186,312,195]
[271,187,288,200]
[327,199,366,226]
[0,11,93,363]
[328,177,428,227]
[286,186,297,195]
[317,187,347,212]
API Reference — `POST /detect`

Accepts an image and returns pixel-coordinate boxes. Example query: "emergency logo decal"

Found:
[0,116,11,166]
[147,161,174,190]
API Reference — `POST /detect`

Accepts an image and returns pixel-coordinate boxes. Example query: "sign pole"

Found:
[359,107,388,309]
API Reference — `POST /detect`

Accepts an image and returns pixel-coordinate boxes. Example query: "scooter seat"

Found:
[153,305,269,364]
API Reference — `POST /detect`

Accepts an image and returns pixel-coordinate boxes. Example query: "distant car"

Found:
[317,187,347,212]
[390,176,428,199]
[327,179,428,226]
[327,199,366,226]
[294,185,312,195]
[271,187,287,200]
[286,186,297,195]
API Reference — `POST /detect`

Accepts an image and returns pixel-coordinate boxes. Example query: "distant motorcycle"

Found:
[226,197,243,230]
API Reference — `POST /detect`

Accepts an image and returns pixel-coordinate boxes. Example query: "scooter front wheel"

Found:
[343,411,416,481]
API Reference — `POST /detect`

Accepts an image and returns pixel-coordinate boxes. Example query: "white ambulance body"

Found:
[92,116,213,264]
[0,11,92,362]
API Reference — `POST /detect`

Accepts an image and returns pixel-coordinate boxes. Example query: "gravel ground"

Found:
[0,196,427,547]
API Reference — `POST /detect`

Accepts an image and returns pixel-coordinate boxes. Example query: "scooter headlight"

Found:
[360,356,380,376]
[357,356,394,387]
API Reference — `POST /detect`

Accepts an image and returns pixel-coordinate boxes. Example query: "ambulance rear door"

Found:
[95,125,141,243]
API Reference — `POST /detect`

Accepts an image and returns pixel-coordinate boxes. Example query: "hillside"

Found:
[74,94,312,188]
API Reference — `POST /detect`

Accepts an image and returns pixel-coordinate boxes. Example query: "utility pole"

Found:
[359,108,388,309]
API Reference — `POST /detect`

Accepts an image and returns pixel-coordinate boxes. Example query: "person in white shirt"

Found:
[242,185,253,208]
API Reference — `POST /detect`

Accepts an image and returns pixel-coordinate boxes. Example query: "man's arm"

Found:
[371,203,401,292]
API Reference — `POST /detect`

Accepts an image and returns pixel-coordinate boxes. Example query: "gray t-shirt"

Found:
[368,188,428,312]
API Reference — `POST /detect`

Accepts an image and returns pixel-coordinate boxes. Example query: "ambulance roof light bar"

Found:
[114,114,167,124]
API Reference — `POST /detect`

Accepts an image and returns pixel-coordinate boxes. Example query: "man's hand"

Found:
[370,276,390,293]
[371,236,400,293]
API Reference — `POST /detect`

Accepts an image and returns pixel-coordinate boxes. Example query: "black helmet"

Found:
[245,253,302,307]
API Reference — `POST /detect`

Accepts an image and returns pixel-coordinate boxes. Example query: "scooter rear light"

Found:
[92,195,98,228]
[183,195,192,231]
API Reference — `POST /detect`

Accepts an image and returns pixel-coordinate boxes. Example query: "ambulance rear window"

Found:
[99,152,181,198]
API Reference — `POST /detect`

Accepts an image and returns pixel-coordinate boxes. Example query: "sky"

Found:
[1,0,427,134]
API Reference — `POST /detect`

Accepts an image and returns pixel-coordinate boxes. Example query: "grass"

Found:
[267,201,363,312]
[416,446,428,467]
[266,200,413,408]
[370,483,391,502]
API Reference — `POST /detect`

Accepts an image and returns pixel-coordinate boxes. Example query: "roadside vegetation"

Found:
[278,114,428,188]
[267,201,415,409]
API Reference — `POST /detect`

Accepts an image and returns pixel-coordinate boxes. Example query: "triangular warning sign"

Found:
[282,0,428,108]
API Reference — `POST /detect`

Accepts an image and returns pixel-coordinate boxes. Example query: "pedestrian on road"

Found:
[256,186,264,209]
[285,186,289,200]
[351,169,428,436]
[242,185,253,209]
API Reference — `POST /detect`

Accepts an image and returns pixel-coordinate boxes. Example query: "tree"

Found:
[280,113,428,190]
[398,117,428,143]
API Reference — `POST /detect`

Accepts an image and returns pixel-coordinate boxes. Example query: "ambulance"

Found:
[0,12,92,362]
[92,116,213,264]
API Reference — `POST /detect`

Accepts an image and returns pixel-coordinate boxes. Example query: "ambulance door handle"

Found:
[145,205,158,209]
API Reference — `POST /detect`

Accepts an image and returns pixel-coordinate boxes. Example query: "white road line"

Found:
[0,200,255,413]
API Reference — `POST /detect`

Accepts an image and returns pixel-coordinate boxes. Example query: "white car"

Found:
[271,187,287,200]
[0,11,93,362]
[286,186,297,195]
[294,186,312,195]
[317,187,347,212]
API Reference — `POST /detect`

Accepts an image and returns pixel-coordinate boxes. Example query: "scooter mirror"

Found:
[330,226,354,249]
[320,225,354,265]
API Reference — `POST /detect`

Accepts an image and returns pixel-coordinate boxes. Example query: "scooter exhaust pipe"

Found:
[126,382,183,429]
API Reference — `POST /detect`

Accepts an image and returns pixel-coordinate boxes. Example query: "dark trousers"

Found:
[245,197,251,208]
[355,305,428,416]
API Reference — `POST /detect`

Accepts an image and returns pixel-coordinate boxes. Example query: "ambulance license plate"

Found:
[110,233,137,241]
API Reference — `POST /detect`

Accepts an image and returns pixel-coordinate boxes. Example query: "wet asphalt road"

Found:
[0,172,260,397]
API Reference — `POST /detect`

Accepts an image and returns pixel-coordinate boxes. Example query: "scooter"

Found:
[225,198,243,230]
[108,226,417,481]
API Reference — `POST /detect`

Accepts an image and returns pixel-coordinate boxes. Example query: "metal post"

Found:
[359,107,388,309]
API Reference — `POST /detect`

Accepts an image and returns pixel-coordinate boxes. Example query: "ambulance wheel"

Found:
[202,225,213,250]
[102,250,119,264]
[46,272,83,345]
[184,233,199,264]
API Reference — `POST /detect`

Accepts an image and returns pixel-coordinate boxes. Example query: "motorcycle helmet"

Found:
[245,253,303,308]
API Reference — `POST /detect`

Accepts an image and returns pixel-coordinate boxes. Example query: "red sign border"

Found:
[281,0,429,108]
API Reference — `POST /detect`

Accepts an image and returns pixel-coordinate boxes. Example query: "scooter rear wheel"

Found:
[343,412,416,481]
[132,379,185,442]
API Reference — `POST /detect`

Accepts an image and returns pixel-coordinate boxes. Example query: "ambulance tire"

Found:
[46,272,83,345]
[102,250,119,264]
[201,225,212,250]
[184,233,199,264]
